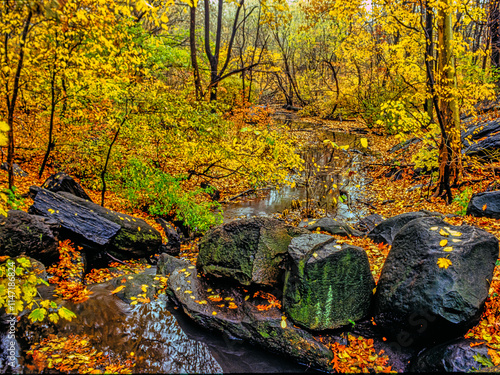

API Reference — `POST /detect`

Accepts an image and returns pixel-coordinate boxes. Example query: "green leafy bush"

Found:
[119,159,223,233]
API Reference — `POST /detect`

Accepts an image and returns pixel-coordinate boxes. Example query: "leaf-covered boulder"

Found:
[41,172,93,202]
[466,191,500,219]
[368,210,442,246]
[197,217,308,287]
[0,210,59,266]
[409,338,490,372]
[374,217,499,346]
[302,216,363,237]
[283,233,375,331]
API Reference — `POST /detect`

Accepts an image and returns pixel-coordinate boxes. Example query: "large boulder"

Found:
[374,217,499,346]
[283,233,375,331]
[466,191,500,219]
[302,216,363,237]
[368,211,442,246]
[197,217,308,286]
[410,338,490,372]
[29,189,162,259]
[41,172,93,202]
[0,210,59,266]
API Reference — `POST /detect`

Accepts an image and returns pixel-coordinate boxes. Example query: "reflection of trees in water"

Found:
[59,285,222,373]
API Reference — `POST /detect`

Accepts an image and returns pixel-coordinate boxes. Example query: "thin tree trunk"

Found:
[434,1,461,203]
[424,0,434,122]
[189,4,202,100]
[6,10,32,190]
[39,67,57,178]
[490,0,500,77]
[101,115,128,207]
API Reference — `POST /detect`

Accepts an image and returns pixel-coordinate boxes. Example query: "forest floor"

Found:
[3,115,500,372]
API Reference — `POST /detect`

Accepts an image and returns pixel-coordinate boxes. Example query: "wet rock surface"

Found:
[368,210,442,246]
[374,217,499,347]
[0,210,59,265]
[467,191,500,219]
[283,233,375,330]
[197,217,308,286]
[302,216,363,237]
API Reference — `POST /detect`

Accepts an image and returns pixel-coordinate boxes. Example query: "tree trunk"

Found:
[490,0,500,75]
[6,10,32,190]
[435,1,462,203]
[424,1,434,122]
[189,4,202,100]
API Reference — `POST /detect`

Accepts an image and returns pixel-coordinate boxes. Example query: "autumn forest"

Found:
[1,0,500,373]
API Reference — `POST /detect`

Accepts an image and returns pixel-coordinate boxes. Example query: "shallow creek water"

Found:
[223,119,374,224]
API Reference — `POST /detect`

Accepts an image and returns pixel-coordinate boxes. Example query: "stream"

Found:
[1,116,376,374]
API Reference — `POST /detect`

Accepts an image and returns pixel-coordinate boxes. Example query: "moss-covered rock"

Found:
[283,233,375,331]
[197,217,308,287]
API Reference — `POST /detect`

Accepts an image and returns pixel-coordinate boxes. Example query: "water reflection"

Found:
[50,283,312,373]
[223,127,373,224]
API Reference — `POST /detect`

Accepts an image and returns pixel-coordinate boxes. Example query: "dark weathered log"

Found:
[29,189,120,246]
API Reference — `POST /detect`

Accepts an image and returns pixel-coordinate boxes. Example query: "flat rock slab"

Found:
[57,192,161,259]
[302,217,363,237]
[167,267,334,371]
[29,189,121,246]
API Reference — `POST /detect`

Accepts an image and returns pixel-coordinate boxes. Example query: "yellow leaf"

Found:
[130,301,138,305]
[449,230,462,237]
[141,284,148,293]
[483,204,487,211]
[437,258,452,269]
[111,285,126,294]
[430,226,438,231]
[281,316,287,329]
[452,239,462,243]
[440,239,448,247]
[212,311,217,316]
[443,246,453,252]
[360,137,368,148]
[312,252,318,258]
[439,229,449,236]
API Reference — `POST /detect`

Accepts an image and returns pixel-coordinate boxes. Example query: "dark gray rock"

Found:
[156,253,191,276]
[410,338,490,372]
[0,162,28,177]
[0,210,59,266]
[197,217,308,286]
[104,268,157,304]
[374,217,499,346]
[302,216,363,237]
[283,233,375,331]
[353,214,385,234]
[462,119,500,147]
[466,191,500,219]
[368,211,442,246]
[41,172,93,201]
[464,132,500,158]
[156,218,181,256]
[29,189,121,247]
[58,191,162,259]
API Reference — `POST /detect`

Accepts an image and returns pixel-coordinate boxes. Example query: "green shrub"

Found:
[119,159,223,233]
